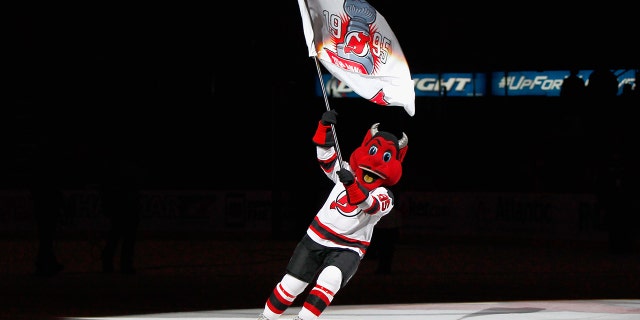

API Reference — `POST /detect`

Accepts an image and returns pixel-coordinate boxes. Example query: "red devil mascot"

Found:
[258,109,408,320]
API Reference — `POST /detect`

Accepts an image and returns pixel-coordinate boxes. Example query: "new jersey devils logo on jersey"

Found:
[330,190,360,217]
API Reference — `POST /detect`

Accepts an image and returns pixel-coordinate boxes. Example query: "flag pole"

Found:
[313,57,344,167]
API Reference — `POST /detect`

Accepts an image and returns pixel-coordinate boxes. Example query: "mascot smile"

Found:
[349,123,408,190]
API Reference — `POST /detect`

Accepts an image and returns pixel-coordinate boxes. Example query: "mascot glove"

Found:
[321,109,338,126]
[338,169,368,204]
[312,110,338,147]
[337,169,355,185]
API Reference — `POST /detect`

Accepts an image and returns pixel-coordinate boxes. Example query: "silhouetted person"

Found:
[584,68,619,132]
[596,145,635,254]
[620,83,633,97]
[31,137,66,277]
[369,207,402,274]
[560,68,586,98]
[618,83,636,122]
[32,182,65,276]
[586,67,619,98]
[100,152,141,274]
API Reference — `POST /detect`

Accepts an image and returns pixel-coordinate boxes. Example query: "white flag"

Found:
[298,0,415,116]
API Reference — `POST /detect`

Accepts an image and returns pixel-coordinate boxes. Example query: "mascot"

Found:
[258,109,408,320]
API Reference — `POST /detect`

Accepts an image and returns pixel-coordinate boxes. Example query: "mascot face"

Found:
[349,123,408,190]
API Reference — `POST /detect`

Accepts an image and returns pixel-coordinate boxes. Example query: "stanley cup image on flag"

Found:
[298,0,416,116]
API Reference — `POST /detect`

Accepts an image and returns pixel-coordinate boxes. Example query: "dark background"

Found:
[3,3,639,319]
[6,3,638,190]
[3,1,640,188]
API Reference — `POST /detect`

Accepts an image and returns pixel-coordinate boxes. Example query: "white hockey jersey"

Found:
[306,146,395,258]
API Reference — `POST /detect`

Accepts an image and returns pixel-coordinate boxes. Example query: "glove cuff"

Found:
[312,121,335,147]
[345,182,368,205]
